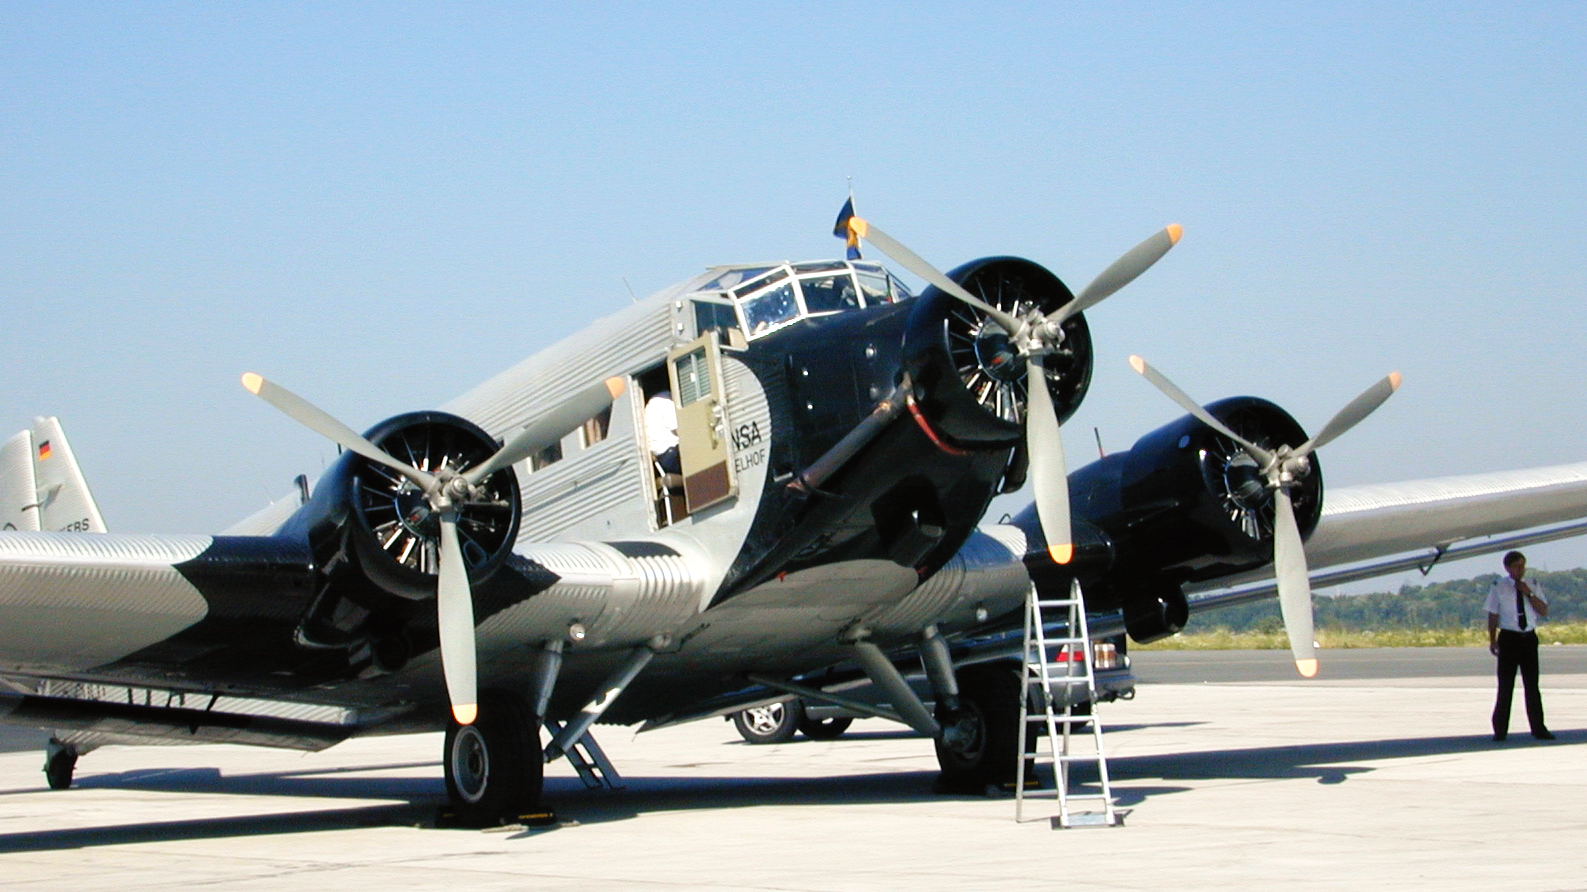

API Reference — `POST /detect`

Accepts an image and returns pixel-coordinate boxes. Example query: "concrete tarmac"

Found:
[1,649,1584,889]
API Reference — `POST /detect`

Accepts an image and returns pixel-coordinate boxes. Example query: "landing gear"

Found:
[44,738,78,790]
[732,700,802,744]
[933,662,1031,791]
[443,691,543,826]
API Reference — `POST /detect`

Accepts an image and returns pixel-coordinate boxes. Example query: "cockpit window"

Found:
[693,300,737,335]
[700,267,772,292]
[855,268,892,305]
[683,260,913,342]
[741,281,799,335]
[733,267,788,299]
[799,273,860,313]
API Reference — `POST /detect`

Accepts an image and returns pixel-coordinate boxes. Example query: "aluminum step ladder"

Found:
[1016,579,1119,828]
[543,720,623,790]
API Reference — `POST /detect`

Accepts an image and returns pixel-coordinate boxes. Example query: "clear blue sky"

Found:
[5,3,1586,591]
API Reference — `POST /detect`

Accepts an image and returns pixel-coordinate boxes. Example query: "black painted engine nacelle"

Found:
[283,411,522,636]
[900,256,1094,450]
[1067,396,1322,609]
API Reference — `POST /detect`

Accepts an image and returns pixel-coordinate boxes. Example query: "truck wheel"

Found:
[797,714,854,740]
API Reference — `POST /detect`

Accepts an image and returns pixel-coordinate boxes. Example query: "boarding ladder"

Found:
[1016,579,1119,828]
[543,720,623,790]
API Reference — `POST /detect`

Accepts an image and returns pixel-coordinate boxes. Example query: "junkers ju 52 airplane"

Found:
[5,203,1587,826]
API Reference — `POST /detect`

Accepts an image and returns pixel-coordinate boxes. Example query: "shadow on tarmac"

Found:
[0,728,1578,851]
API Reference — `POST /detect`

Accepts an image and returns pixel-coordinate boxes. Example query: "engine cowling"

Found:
[900,256,1094,449]
[288,411,522,617]
[1012,396,1321,642]
[1075,396,1321,579]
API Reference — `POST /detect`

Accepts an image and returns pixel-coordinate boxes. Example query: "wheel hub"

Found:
[450,725,490,803]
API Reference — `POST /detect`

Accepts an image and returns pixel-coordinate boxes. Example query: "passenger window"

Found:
[530,440,563,471]
[580,406,611,447]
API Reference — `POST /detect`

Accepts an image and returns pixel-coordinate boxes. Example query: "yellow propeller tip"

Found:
[1127,355,1146,374]
[1166,223,1184,244]
[452,704,478,725]
[1388,371,1403,391]
[1049,543,1075,564]
[1296,658,1319,678]
[240,372,264,394]
[848,216,870,238]
[604,376,627,399]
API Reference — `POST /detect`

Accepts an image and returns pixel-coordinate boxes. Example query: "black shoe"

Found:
[1532,729,1556,740]
[1492,732,1507,742]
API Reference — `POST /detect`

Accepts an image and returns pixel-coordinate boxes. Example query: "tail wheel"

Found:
[443,691,543,826]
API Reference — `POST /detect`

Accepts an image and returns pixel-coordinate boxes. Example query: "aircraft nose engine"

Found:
[901,256,1093,450]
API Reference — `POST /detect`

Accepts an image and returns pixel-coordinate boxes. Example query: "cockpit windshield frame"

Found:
[686,259,913,345]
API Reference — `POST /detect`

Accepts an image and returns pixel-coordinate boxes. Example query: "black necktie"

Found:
[1516,580,1528,631]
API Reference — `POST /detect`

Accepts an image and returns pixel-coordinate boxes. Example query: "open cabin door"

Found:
[667,332,736,513]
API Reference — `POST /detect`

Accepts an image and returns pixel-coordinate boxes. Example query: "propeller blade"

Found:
[437,514,479,725]
[241,372,437,489]
[1295,371,1403,458]
[1126,357,1275,465]
[847,217,1024,336]
[1025,356,1073,563]
[1051,224,1183,325]
[1272,486,1318,678]
[464,376,627,485]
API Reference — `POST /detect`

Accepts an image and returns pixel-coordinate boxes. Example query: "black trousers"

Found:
[1493,629,1546,735]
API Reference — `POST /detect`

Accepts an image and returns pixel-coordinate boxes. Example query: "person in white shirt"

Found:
[1484,551,1554,741]
[645,391,680,475]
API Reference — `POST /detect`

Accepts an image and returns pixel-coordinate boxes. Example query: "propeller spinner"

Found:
[1127,356,1401,676]
[846,217,1182,563]
[243,372,625,723]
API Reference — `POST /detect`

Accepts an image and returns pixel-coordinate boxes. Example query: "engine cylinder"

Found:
[900,257,1093,448]
[293,411,522,605]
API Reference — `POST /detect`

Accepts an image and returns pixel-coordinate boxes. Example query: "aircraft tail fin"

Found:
[0,417,108,532]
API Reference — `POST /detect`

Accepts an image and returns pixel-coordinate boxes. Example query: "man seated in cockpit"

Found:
[800,274,859,313]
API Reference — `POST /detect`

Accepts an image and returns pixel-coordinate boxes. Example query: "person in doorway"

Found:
[1485,550,1554,741]
[645,390,680,475]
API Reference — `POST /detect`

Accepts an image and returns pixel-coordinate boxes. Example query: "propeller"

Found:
[242,372,625,723]
[846,217,1182,563]
[1127,355,1402,676]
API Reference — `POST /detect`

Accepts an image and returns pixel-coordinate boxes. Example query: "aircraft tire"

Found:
[933,662,1031,791]
[443,692,544,826]
[796,714,854,740]
[732,700,802,744]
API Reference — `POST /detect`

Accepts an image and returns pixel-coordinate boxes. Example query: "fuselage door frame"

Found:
[667,330,737,514]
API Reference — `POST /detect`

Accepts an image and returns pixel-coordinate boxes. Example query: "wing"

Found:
[0,529,713,746]
[1176,460,1587,621]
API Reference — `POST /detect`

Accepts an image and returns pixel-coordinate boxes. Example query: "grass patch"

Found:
[1136,621,1587,650]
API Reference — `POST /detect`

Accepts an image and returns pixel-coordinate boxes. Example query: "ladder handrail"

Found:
[1014,578,1118,828]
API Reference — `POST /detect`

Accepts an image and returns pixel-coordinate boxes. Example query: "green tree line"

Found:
[1195,568,1587,633]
